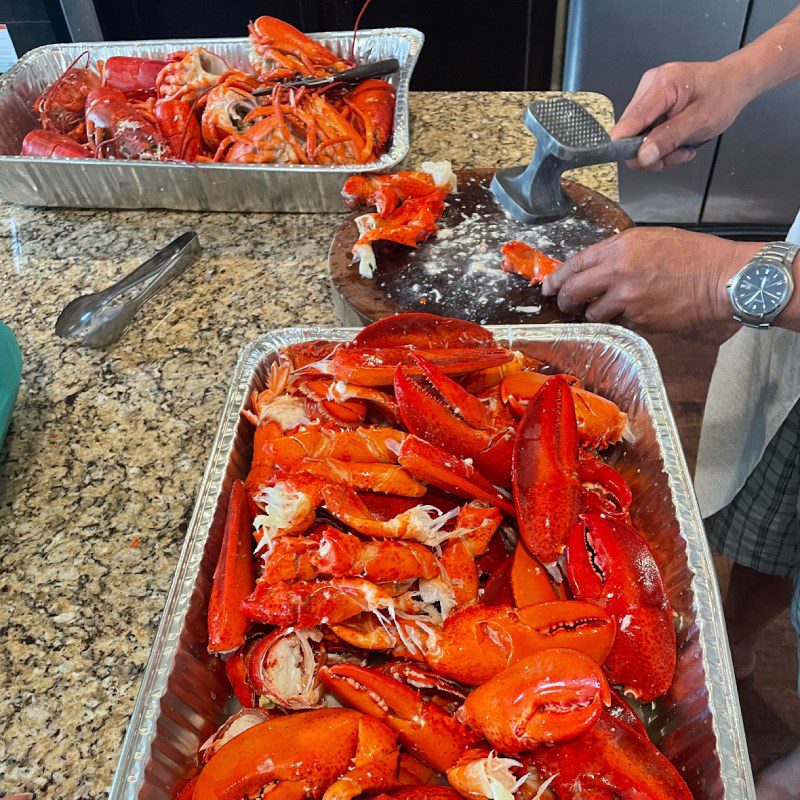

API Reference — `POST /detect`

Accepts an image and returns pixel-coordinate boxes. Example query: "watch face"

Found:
[733,261,789,318]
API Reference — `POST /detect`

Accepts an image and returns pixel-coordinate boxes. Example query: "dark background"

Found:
[0,0,559,90]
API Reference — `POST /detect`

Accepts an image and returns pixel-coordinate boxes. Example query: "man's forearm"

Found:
[722,6,800,104]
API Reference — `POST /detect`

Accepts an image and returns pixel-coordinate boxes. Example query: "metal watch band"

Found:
[759,241,800,268]
[730,241,799,328]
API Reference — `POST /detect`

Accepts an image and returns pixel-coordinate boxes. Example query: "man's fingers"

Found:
[584,291,627,323]
[638,111,704,167]
[611,71,672,141]
[555,265,618,316]
[541,239,614,296]
[661,147,698,168]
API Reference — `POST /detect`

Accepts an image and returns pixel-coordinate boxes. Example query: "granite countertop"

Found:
[0,90,617,799]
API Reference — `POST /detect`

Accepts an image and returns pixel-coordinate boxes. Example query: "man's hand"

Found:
[612,60,751,170]
[541,228,763,333]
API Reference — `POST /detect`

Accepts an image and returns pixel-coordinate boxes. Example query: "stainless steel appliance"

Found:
[563,0,800,227]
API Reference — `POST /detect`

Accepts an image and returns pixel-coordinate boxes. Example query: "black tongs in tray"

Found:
[253,58,400,95]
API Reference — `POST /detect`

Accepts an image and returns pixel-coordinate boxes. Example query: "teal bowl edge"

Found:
[0,321,22,450]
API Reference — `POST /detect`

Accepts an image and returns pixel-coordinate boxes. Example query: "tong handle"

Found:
[123,233,201,313]
[97,232,199,305]
[334,58,400,83]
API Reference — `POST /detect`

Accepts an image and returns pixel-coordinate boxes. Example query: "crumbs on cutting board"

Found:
[373,176,611,324]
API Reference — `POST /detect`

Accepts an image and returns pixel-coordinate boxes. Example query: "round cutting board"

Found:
[329,168,633,326]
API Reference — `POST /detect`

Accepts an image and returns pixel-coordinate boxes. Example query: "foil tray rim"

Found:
[0,27,423,176]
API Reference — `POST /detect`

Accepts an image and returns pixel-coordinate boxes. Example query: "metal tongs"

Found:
[253,58,399,95]
[55,232,201,349]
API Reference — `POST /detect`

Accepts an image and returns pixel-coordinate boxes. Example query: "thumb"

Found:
[638,110,704,167]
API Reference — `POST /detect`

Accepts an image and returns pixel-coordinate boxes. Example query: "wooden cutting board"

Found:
[329,168,633,326]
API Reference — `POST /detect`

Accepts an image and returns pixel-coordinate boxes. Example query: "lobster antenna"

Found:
[349,0,375,63]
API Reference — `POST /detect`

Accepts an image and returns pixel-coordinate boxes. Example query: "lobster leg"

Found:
[241,577,394,627]
[207,480,255,655]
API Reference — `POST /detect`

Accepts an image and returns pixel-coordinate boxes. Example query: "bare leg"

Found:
[756,740,800,800]
[723,562,793,680]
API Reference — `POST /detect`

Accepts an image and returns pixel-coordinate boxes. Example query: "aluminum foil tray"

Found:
[0,29,422,212]
[110,324,755,800]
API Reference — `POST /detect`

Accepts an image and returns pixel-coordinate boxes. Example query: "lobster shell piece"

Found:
[320,664,480,774]
[394,354,513,487]
[565,513,677,702]
[207,480,254,654]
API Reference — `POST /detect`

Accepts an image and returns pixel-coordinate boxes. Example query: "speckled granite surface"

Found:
[0,91,616,799]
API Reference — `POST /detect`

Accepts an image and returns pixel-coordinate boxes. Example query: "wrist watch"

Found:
[727,241,799,328]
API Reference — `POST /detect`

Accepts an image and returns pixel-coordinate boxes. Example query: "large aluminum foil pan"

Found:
[109,324,755,800]
[0,29,422,212]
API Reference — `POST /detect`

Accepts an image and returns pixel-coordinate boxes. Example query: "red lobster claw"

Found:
[354,313,496,349]
[398,435,515,515]
[193,708,398,800]
[419,600,615,686]
[458,648,611,752]
[320,663,480,774]
[528,710,693,800]
[207,480,255,655]
[578,454,633,522]
[565,514,677,701]
[394,356,514,486]
[512,375,581,565]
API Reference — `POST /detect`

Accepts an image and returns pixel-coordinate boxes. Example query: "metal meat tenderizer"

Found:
[491,97,644,224]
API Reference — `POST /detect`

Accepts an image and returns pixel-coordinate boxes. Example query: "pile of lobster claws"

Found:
[191,312,690,800]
